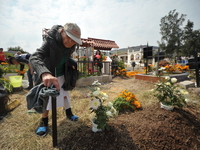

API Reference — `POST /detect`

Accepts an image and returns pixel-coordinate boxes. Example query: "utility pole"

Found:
[145,42,148,75]
[194,48,199,87]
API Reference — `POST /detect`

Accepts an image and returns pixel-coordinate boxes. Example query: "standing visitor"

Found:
[29,23,82,137]
[0,48,6,63]
[94,50,103,74]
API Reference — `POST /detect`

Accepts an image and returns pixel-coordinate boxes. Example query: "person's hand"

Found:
[41,73,60,91]
[30,69,34,75]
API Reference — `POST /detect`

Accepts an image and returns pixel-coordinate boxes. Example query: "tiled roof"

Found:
[81,37,119,50]
[42,29,119,50]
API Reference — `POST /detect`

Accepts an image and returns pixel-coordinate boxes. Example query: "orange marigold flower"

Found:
[133,101,141,108]
[3,77,8,81]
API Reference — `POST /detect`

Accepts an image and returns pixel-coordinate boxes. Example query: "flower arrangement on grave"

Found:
[113,90,141,113]
[164,64,189,74]
[0,62,9,77]
[153,76,187,108]
[88,80,118,131]
[143,64,153,73]
[0,62,13,93]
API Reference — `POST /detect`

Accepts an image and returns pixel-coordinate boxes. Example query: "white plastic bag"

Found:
[22,80,29,88]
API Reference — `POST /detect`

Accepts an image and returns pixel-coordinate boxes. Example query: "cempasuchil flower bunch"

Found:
[113,90,141,113]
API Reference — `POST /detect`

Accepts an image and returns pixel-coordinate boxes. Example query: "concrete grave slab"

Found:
[179,81,195,89]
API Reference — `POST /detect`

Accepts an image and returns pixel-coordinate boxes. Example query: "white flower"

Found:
[92,80,98,85]
[165,82,171,86]
[110,106,116,112]
[171,78,177,83]
[90,99,100,110]
[87,93,92,97]
[110,107,118,116]
[159,67,165,71]
[107,102,113,107]
[165,76,170,80]
[102,96,108,100]
[102,92,108,98]
[96,87,100,91]
[93,90,100,96]
[150,89,155,92]
[106,111,113,117]
[113,109,118,116]
[180,90,189,95]
[92,80,101,86]
[185,98,192,103]
[155,83,161,86]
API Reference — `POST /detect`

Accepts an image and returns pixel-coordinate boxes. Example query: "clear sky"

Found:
[0,0,199,53]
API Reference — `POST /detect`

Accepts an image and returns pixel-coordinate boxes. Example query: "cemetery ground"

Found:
[1,74,200,150]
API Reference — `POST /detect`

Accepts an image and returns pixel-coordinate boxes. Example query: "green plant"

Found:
[0,77,13,93]
[0,62,23,75]
[0,62,10,77]
[117,60,125,69]
[187,70,196,79]
[88,80,118,130]
[153,76,187,108]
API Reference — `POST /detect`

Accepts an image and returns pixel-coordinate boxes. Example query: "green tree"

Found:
[158,9,186,57]
[182,20,200,56]
[7,46,28,53]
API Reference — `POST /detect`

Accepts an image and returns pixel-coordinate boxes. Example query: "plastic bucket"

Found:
[9,76,22,88]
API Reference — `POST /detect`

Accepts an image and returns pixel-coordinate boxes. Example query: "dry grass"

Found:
[1,72,199,150]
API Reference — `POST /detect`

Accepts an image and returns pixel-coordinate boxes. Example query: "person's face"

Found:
[61,29,76,48]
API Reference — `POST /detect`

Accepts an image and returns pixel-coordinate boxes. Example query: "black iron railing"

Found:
[77,61,112,77]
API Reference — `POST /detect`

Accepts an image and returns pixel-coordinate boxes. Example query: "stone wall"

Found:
[135,73,189,83]
[76,75,112,87]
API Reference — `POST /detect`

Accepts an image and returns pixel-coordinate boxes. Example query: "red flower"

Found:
[95,55,100,59]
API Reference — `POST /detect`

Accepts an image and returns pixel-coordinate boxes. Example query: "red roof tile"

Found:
[81,37,119,50]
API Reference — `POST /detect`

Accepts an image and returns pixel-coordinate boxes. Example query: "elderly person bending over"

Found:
[29,23,82,137]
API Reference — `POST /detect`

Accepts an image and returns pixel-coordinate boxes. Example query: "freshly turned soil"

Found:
[58,76,200,150]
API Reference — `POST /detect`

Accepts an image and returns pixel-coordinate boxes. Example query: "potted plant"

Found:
[88,80,118,132]
[153,76,187,110]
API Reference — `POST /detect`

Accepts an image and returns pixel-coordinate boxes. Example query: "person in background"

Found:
[29,23,82,137]
[7,53,34,90]
[0,48,6,63]
[94,50,103,74]
[14,51,22,58]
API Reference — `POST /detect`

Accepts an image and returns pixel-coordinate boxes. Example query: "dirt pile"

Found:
[58,103,200,150]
